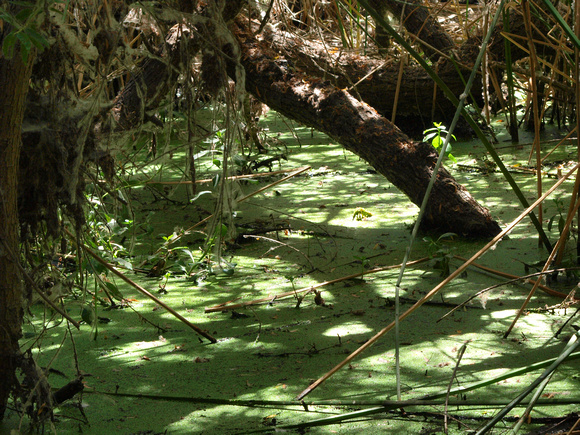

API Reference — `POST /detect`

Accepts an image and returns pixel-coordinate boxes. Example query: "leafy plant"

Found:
[422,122,457,164]
[0,0,53,63]
[353,255,370,278]
[423,232,457,277]
[352,207,372,221]
[547,194,569,237]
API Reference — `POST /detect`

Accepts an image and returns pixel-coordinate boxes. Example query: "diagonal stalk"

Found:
[476,331,580,434]
[357,0,552,252]
[296,162,579,401]
[362,0,508,403]
[288,349,580,430]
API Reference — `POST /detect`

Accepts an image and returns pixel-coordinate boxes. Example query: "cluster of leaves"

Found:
[423,232,457,277]
[0,0,56,63]
[422,122,457,164]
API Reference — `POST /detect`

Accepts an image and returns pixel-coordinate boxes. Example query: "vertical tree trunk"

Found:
[0,42,35,420]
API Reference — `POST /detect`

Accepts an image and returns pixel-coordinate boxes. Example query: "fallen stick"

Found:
[453,255,570,299]
[145,167,305,185]
[204,258,429,313]
[438,264,579,323]
[64,228,217,343]
[180,165,311,236]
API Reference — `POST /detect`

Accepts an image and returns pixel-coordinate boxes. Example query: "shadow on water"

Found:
[6,113,580,434]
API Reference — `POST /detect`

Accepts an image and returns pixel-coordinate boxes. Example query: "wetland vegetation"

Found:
[1,0,580,433]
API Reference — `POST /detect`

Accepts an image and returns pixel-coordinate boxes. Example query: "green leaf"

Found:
[423,132,437,141]
[558,216,565,235]
[431,137,443,149]
[15,7,32,22]
[16,32,32,52]
[0,10,17,27]
[216,223,228,238]
[81,306,95,325]
[114,257,133,271]
[547,215,556,232]
[26,28,49,52]
[2,32,17,59]
[103,281,124,300]
[438,232,457,241]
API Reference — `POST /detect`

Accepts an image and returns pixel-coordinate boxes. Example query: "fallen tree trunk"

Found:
[263,3,554,134]
[264,28,474,134]
[368,0,456,59]
[89,5,502,237]
[233,23,501,237]
[101,6,502,237]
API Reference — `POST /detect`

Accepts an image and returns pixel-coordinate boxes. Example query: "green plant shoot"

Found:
[422,122,457,164]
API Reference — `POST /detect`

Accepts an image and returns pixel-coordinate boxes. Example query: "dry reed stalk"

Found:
[145,167,304,185]
[65,228,218,342]
[523,0,544,236]
[540,127,576,164]
[391,52,406,124]
[452,255,569,299]
[296,161,580,401]
[505,190,580,337]
[204,258,429,313]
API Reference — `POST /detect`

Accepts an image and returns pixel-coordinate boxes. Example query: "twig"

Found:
[144,166,306,185]
[453,255,574,299]
[179,165,311,240]
[438,266,577,323]
[64,228,216,343]
[505,183,580,338]
[205,258,429,313]
[244,234,314,269]
[554,305,580,338]
[0,236,80,329]
[444,341,468,434]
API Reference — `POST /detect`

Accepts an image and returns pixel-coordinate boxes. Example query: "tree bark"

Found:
[368,0,456,59]
[105,6,501,237]
[264,28,474,135]
[0,37,36,421]
[263,3,554,134]
[234,23,501,237]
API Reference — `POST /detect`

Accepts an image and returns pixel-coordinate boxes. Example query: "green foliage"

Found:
[423,232,457,277]
[0,0,54,63]
[352,207,372,221]
[353,255,370,277]
[422,122,457,164]
[547,195,568,237]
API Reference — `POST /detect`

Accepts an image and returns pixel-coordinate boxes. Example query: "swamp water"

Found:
[3,112,580,434]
